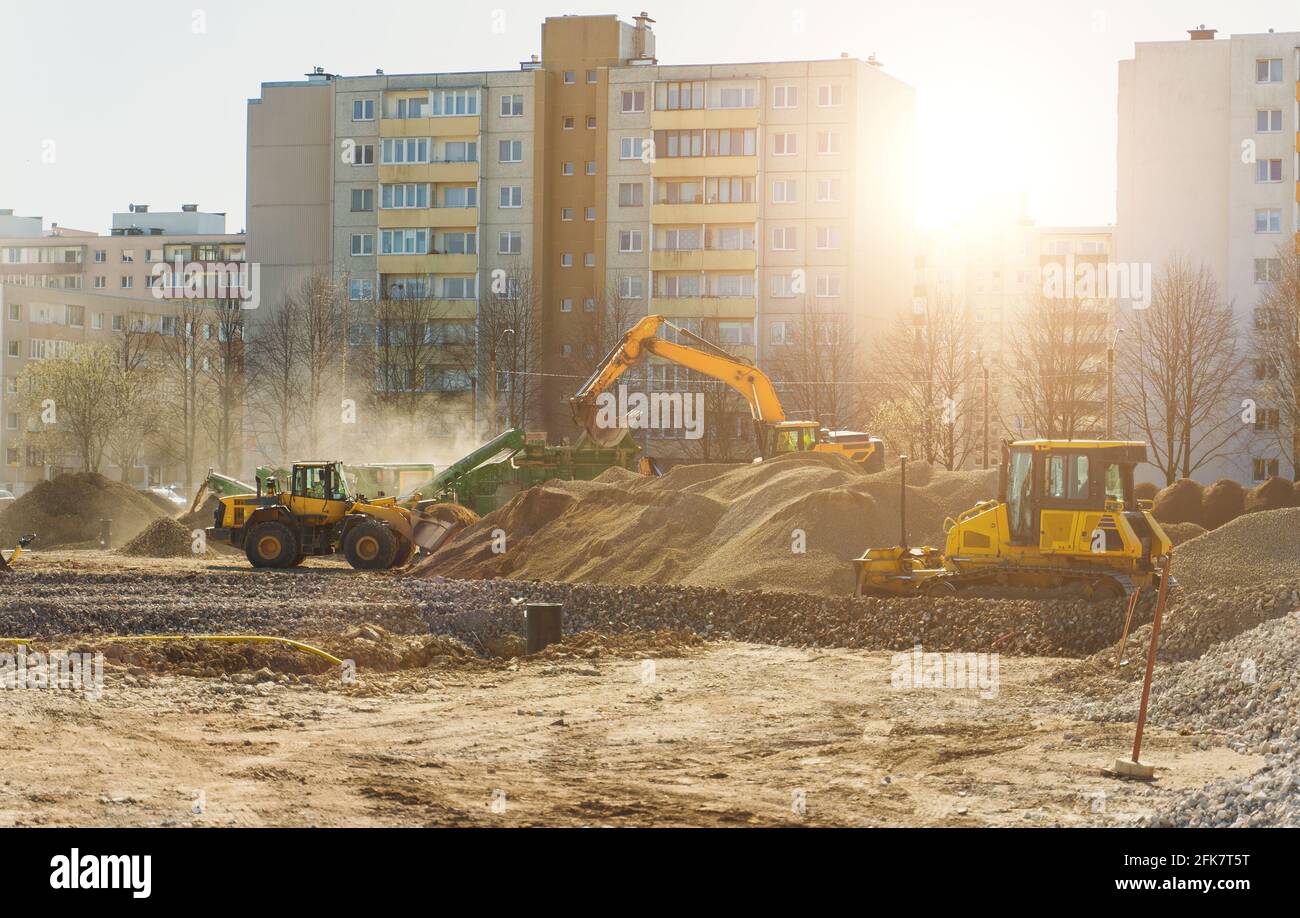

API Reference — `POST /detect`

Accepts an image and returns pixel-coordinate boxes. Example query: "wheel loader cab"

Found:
[284,461,352,524]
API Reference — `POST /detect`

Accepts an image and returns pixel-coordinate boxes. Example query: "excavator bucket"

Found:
[408,501,479,555]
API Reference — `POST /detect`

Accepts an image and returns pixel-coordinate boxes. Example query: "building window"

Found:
[561,162,574,176]
[499,185,523,208]
[440,231,476,254]
[91,312,102,330]
[619,230,643,253]
[817,274,841,298]
[1255,208,1282,233]
[121,249,134,263]
[773,85,799,108]
[353,99,375,121]
[561,207,574,221]
[560,298,573,313]
[621,90,646,113]
[111,314,123,331]
[563,70,575,84]
[561,344,573,358]
[381,229,429,255]
[816,227,840,250]
[430,89,478,116]
[585,207,596,221]
[770,320,791,345]
[563,116,575,130]
[352,143,374,165]
[620,275,644,299]
[585,161,597,175]
[587,115,597,129]
[350,234,373,256]
[380,184,431,209]
[1257,109,1282,132]
[351,188,374,212]
[1256,159,1283,183]
[561,254,573,267]
[349,279,373,301]
[381,138,430,164]
[773,132,797,156]
[1255,408,1281,432]
[499,140,523,163]
[6,303,18,321]
[620,137,645,160]
[441,186,477,208]
[584,253,596,267]
[500,94,524,117]
[772,180,798,203]
[772,226,797,251]
[94,250,106,263]
[121,276,133,289]
[5,341,17,357]
[618,183,644,207]
[1255,258,1282,284]
[586,69,597,84]
[1256,59,1283,83]
[816,131,841,155]
[498,231,523,255]
[816,83,843,107]
[583,298,595,312]
[816,178,842,202]
[1253,458,1280,481]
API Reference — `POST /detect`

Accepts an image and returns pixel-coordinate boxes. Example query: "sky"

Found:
[1,0,1296,234]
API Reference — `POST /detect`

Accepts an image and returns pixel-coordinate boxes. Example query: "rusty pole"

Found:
[1131,555,1172,764]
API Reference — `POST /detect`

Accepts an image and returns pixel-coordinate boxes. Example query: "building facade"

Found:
[1118,27,1300,484]
[246,12,915,458]
[0,208,246,494]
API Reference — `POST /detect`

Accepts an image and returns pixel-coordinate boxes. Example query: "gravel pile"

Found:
[1172,507,1300,592]
[407,578,1142,658]
[119,518,205,558]
[0,472,164,548]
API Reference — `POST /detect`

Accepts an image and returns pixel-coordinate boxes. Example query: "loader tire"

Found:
[389,539,415,569]
[344,520,397,570]
[246,522,298,569]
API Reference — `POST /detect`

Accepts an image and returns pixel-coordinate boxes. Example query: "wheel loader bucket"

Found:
[411,516,457,553]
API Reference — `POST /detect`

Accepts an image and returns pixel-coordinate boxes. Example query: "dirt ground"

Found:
[0,551,1264,827]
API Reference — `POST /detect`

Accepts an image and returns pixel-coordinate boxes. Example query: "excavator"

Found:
[854,439,1173,599]
[570,315,883,470]
[207,460,460,570]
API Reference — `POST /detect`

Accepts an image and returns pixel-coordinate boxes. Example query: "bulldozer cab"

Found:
[1001,440,1141,546]
[281,461,353,524]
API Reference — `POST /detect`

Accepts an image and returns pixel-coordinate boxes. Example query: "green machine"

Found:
[401,427,640,516]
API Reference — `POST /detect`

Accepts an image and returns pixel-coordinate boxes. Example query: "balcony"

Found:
[650,295,756,319]
[377,253,477,274]
[650,107,759,131]
[380,115,480,138]
[651,202,758,225]
[378,161,479,184]
[651,155,758,179]
[378,206,478,229]
[649,249,756,272]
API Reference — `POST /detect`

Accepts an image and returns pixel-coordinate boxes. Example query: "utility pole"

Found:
[1106,327,1121,439]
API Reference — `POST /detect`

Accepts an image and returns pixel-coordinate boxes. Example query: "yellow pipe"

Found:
[0,635,344,667]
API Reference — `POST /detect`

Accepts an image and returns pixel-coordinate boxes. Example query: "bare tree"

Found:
[293,273,346,457]
[245,295,303,466]
[766,299,869,433]
[478,260,544,434]
[201,301,247,474]
[1252,246,1300,478]
[16,345,120,474]
[872,295,981,468]
[1119,255,1245,484]
[154,300,212,491]
[1005,294,1108,441]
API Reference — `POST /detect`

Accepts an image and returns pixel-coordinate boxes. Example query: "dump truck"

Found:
[570,314,884,470]
[854,440,1173,599]
[208,460,461,570]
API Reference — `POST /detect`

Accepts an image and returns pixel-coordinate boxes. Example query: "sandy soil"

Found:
[0,550,1264,826]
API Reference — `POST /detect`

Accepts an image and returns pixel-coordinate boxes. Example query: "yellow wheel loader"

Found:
[570,315,884,470]
[854,440,1173,599]
[208,461,461,571]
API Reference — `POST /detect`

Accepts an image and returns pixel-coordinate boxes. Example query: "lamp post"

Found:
[1106,327,1121,439]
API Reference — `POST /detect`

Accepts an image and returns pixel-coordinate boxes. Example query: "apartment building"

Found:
[0,208,246,494]
[246,12,915,455]
[1118,27,1300,484]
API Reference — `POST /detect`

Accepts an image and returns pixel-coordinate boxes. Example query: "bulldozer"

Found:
[854,440,1173,599]
[570,315,884,470]
[208,460,460,570]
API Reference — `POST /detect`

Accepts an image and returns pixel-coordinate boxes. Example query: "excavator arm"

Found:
[570,315,788,442]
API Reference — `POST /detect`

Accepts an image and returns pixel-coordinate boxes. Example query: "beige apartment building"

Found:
[247,11,915,456]
[1118,27,1300,484]
[0,207,246,494]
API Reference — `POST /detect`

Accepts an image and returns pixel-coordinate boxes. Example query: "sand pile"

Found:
[119,518,205,558]
[414,452,998,595]
[1173,507,1300,592]
[0,472,164,549]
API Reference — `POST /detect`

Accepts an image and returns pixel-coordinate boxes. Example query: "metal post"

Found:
[1132,555,1173,764]
[982,364,990,470]
[899,455,909,549]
